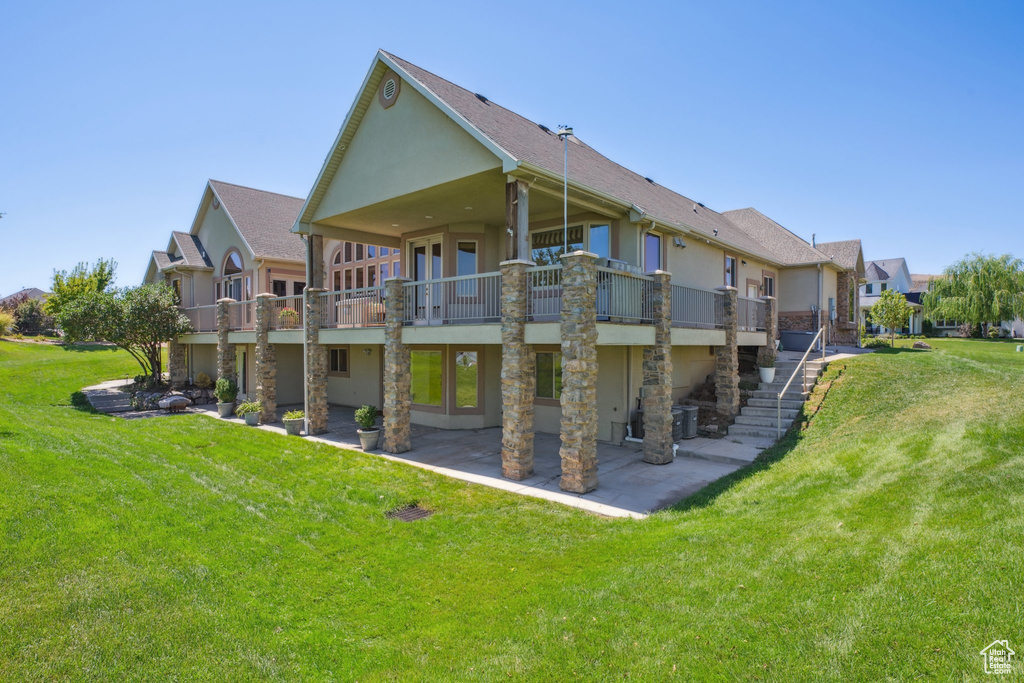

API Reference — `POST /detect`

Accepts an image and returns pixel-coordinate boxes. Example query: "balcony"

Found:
[402,272,502,325]
[181,305,218,333]
[671,284,725,330]
[321,288,385,328]
[737,296,768,332]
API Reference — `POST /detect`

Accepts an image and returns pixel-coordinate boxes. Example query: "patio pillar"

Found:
[309,234,325,289]
[757,296,777,368]
[715,286,740,419]
[559,251,599,494]
[643,271,674,465]
[500,259,536,480]
[382,277,412,453]
[505,178,530,261]
[216,297,236,384]
[305,288,328,435]
[255,293,277,423]
[168,340,187,389]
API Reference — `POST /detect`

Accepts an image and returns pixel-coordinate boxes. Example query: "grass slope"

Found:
[0,339,1021,680]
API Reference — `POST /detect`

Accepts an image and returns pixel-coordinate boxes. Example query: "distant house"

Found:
[0,287,48,308]
[859,258,924,334]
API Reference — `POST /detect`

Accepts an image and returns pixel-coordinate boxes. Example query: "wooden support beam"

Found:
[505,179,530,261]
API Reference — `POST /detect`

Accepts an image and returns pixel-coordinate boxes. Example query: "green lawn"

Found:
[1,339,1022,679]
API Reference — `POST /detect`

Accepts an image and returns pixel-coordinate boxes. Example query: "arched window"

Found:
[223,250,243,275]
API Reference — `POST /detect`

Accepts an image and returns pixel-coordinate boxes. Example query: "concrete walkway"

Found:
[195,404,742,519]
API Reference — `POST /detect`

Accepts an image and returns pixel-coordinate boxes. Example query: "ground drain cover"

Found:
[385,504,433,522]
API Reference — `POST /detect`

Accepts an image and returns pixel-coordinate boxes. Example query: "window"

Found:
[223,251,243,275]
[380,262,390,280]
[344,269,353,290]
[367,246,376,258]
[344,243,353,263]
[355,268,364,289]
[454,351,478,408]
[589,224,610,259]
[644,233,662,272]
[292,281,305,296]
[355,244,364,261]
[272,280,287,297]
[457,241,477,276]
[381,247,390,257]
[333,270,342,291]
[866,283,873,294]
[848,283,855,322]
[328,347,349,377]
[368,264,377,287]
[333,250,342,266]
[724,255,737,287]
[881,283,888,291]
[171,279,181,305]
[762,274,775,298]
[411,350,443,407]
[536,352,563,400]
[531,226,583,265]
[393,260,401,277]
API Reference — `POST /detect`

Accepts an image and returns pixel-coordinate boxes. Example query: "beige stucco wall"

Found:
[326,344,382,408]
[533,345,625,443]
[314,83,501,223]
[822,266,839,319]
[671,345,717,403]
[188,343,218,383]
[276,344,304,405]
[198,197,253,281]
[778,266,819,312]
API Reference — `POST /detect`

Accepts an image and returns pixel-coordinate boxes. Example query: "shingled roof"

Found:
[171,231,213,268]
[815,240,863,272]
[209,180,305,262]
[863,258,907,283]
[721,208,832,265]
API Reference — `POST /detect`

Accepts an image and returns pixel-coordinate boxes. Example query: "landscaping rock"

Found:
[912,341,932,349]
[159,395,191,412]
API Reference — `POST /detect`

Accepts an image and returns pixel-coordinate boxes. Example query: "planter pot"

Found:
[283,418,304,436]
[759,367,776,384]
[358,428,381,451]
[244,412,260,426]
[216,401,235,418]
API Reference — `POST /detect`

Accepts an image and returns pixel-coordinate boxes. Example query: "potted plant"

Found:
[283,409,304,436]
[235,400,261,426]
[758,346,777,384]
[214,377,238,417]
[278,307,299,329]
[355,404,380,451]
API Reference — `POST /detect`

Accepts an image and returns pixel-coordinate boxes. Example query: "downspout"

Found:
[301,235,311,435]
[817,264,824,350]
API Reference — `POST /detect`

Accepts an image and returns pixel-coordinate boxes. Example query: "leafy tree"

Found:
[869,289,913,346]
[57,283,192,383]
[14,298,54,334]
[923,253,1024,334]
[46,258,117,318]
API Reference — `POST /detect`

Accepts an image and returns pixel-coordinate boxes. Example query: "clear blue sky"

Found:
[2,0,1022,294]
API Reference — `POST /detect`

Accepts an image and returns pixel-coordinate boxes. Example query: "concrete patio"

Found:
[198,403,741,519]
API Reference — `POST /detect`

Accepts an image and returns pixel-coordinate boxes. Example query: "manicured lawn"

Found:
[1,339,1022,679]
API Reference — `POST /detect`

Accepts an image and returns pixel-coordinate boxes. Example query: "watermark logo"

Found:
[981,640,1015,675]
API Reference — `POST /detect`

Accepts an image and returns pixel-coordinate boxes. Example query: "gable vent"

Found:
[383,78,397,100]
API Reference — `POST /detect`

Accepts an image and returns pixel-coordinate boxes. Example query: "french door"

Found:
[409,236,443,325]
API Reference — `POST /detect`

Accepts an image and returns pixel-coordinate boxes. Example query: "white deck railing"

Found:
[526,265,562,322]
[595,267,654,324]
[181,305,217,333]
[320,287,385,328]
[402,272,502,325]
[671,285,725,329]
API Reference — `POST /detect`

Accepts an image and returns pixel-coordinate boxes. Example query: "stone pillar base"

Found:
[643,271,674,465]
[168,340,187,389]
[305,289,328,435]
[382,278,411,453]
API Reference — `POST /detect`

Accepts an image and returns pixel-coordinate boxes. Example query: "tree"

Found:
[923,253,1024,334]
[14,298,54,334]
[869,289,913,346]
[46,258,117,318]
[56,283,192,384]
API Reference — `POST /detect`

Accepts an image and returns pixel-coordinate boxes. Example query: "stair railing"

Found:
[777,326,826,438]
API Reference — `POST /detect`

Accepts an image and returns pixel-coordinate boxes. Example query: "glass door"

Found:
[409,237,443,325]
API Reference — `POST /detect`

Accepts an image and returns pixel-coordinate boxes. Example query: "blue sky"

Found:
[1,0,1021,294]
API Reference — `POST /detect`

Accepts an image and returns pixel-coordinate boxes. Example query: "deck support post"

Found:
[500,259,536,480]
[304,288,328,434]
[715,286,740,419]
[216,298,237,385]
[255,293,277,423]
[505,178,530,261]
[643,271,674,464]
[382,277,412,453]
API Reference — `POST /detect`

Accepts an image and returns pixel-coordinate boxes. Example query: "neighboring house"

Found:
[859,258,925,334]
[155,50,866,494]
[0,287,49,307]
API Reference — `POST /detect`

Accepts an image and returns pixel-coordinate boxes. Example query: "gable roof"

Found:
[300,50,861,267]
[207,180,305,262]
[910,273,940,293]
[864,262,890,281]
[171,231,213,268]
[815,240,863,273]
[864,258,907,283]
[721,208,833,266]
[0,287,47,305]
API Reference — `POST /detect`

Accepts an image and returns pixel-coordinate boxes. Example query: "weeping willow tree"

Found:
[922,253,1024,333]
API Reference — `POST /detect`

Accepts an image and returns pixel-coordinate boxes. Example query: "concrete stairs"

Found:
[727,359,827,442]
[82,380,134,413]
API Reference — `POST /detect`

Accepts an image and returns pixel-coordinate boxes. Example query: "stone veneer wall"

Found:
[499,260,536,480]
[643,271,674,465]
[216,298,237,384]
[255,293,277,423]
[757,296,777,367]
[304,288,328,434]
[168,340,187,389]
[832,271,860,345]
[382,278,411,454]
[778,312,816,333]
[558,252,599,494]
[715,287,739,418]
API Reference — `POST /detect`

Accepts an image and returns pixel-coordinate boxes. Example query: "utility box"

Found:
[676,405,698,440]
[781,330,816,353]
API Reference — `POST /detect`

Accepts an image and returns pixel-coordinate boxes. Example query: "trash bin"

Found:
[677,405,698,440]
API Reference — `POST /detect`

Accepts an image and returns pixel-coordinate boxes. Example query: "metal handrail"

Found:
[777,326,827,438]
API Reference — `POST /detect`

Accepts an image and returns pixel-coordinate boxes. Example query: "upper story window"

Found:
[866,283,873,294]
[881,283,888,291]
[355,244,364,261]
[333,251,342,266]
[762,273,775,297]
[589,224,610,260]
[381,247,390,257]
[644,233,662,272]
[457,241,478,276]
[344,242,353,263]
[223,251,243,275]
[367,246,376,258]
[724,255,737,288]
[531,226,583,265]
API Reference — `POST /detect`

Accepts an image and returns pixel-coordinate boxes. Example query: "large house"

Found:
[146,50,864,494]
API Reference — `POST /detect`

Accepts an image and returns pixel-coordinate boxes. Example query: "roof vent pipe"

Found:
[812,233,817,248]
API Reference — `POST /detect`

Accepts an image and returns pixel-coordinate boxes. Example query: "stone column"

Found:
[715,286,740,419]
[643,271,674,465]
[310,234,325,289]
[757,296,777,367]
[168,340,187,389]
[216,298,237,384]
[559,251,599,494]
[500,259,536,480]
[305,288,328,435]
[382,277,411,454]
[255,293,277,423]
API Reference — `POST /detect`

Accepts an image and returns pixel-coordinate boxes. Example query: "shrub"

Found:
[283,410,304,420]
[235,400,261,416]
[0,310,14,336]
[922,320,934,335]
[862,337,891,349]
[214,377,238,403]
[987,326,1001,339]
[15,299,54,334]
[355,404,379,430]
[195,372,213,389]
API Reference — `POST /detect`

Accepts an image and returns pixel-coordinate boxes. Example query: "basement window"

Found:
[536,352,563,401]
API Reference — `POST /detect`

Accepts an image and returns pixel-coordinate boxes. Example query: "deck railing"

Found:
[181,305,218,333]
[227,300,255,331]
[402,272,502,325]
[320,287,385,328]
[595,267,654,324]
[526,265,562,322]
[737,296,767,332]
[268,295,304,330]
[671,285,725,329]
